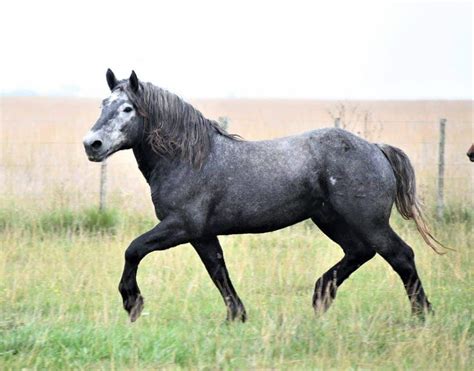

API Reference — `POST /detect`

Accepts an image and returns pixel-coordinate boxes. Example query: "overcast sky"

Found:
[0,0,471,99]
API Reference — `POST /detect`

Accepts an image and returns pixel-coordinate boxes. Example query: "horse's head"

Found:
[83,69,143,162]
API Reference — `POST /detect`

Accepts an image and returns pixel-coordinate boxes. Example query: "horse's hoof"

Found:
[412,303,434,320]
[226,308,247,323]
[313,296,335,317]
[129,294,144,322]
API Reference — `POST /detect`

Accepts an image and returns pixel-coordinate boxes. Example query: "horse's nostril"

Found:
[91,140,102,150]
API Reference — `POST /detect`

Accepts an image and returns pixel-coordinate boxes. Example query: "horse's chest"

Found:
[150,192,173,220]
[150,185,192,220]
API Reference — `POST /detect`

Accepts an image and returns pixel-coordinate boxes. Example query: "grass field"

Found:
[0,97,472,368]
[0,206,472,369]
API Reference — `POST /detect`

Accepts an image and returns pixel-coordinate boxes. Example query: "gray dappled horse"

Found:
[83,70,444,322]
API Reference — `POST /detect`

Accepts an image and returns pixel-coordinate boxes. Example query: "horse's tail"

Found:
[376,143,448,254]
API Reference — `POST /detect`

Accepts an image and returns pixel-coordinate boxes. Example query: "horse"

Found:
[467,144,474,162]
[83,69,445,322]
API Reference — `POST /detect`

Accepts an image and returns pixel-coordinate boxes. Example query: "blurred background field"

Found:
[1,97,472,214]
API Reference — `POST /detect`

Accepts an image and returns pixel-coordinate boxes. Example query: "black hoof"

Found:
[412,302,434,319]
[313,295,335,316]
[124,294,144,322]
[226,307,247,323]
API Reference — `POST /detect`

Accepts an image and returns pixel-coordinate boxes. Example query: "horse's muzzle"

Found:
[83,131,106,162]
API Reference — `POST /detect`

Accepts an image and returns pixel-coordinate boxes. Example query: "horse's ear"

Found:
[106,68,118,91]
[129,70,139,93]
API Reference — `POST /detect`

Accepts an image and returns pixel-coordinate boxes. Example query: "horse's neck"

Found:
[132,137,195,184]
[133,143,162,184]
[132,128,225,184]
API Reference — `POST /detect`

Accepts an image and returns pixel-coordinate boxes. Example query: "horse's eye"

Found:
[123,107,133,113]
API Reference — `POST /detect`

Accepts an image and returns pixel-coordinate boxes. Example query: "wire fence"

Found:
[1,98,472,215]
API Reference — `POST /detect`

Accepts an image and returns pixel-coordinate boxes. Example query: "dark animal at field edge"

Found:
[467,144,474,162]
[83,69,446,323]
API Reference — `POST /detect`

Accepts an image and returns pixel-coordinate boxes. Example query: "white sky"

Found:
[0,0,472,99]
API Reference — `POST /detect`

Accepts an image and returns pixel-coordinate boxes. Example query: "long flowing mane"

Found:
[122,82,240,168]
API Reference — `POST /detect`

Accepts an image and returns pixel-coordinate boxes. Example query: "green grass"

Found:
[0,206,472,369]
[0,207,121,234]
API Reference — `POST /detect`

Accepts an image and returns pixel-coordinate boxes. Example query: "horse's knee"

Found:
[125,241,141,264]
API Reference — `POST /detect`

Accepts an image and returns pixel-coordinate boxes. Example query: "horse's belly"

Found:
[212,187,315,235]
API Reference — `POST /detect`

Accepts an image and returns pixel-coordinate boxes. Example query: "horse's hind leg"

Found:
[363,227,432,315]
[311,217,375,314]
[191,237,246,322]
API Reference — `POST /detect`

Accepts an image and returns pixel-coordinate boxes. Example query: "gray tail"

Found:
[376,143,448,254]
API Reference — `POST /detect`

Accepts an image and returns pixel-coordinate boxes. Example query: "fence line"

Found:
[437,119,446,219]
[99,159,107,211]
[1,118,472,214]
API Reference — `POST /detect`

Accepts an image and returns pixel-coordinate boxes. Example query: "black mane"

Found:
[122,82,240,168]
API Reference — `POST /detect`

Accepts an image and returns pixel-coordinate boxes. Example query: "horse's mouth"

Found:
[87,154,104,162]
[86,151,109,162]
[85,145,114,162]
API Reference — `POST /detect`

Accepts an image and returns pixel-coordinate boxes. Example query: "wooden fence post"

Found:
[218,116,230,131]
[437,118,446,220]
[334,117,341,128]
[99,159,107,211]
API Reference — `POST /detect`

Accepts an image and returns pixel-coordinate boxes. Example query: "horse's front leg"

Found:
[118,217,190,322]
[191,237,246,322]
